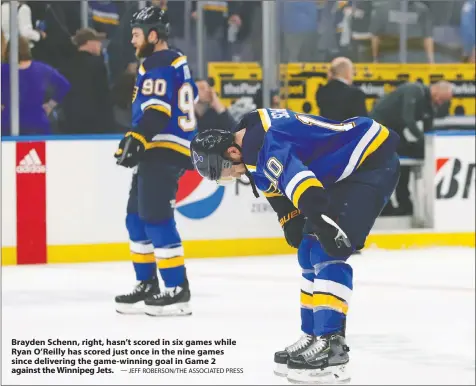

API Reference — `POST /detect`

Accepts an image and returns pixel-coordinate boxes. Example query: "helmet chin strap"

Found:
[244,168,260,198]
[231,143,260,199]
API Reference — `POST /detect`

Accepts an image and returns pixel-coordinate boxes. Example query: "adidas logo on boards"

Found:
[16,149,46,174]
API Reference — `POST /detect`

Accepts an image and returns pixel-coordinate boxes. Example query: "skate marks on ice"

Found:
[1,289,112,307]
[2,249,475,385]
[349,334,475,372]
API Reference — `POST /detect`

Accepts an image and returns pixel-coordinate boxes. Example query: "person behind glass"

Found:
[111,65,136,133]
[316,57,368,121]
[106,1,140,86]
[370,1,434,64]
[60,28,115,134]
[1,1,47,49]
[191,1,243,62]
[1,36,70,136]
[461,0,475,63]
[371,81,453,215]
[28,2,80,71]
[194,79,236,132]
[252,87,281,109]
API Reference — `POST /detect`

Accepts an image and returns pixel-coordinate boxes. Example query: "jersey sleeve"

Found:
[260,132,330,223]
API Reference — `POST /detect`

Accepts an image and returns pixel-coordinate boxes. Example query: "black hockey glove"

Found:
[279,209,306,248]
[304,214,353,258]
[115,132,146,168]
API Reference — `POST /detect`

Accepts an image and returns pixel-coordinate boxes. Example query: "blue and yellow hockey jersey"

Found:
[132,49,198,166]
[240,108,399,209]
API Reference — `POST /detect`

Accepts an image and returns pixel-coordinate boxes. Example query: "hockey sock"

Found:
[298,237,314,335]
[145,218,185,288]
[126,213,156,281]
[310,241,353,336]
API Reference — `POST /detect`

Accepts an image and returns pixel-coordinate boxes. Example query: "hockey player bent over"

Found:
[190,109,400,383]
[114,6,198,317]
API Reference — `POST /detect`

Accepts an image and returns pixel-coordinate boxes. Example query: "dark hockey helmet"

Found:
[130,6,170,40]
[190,130,236,181]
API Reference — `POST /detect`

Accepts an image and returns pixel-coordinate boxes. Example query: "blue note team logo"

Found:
[192,150,203,166]
[176,170,224,219]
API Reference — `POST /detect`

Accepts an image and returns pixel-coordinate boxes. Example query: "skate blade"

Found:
[274,363,288,377]
[115,301,146,315]
[144,302,192,317]
[287,365,350,385]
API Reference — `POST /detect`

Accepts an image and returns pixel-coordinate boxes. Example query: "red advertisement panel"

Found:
[15,142,47,264]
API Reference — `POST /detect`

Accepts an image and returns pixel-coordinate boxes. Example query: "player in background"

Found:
[114,6,198,317]
[189,109,400,384]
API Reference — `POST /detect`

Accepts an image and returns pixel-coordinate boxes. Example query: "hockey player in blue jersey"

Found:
[114,6,198,317]
[190,109,400,384]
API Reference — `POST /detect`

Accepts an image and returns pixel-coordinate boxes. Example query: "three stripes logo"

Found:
[16,149,46,174]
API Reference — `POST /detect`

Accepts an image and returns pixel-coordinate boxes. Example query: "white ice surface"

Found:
[2,247,475,385]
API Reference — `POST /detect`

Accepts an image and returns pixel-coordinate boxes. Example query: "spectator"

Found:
[270,90,281,109]
[316,57,368,121]
[151,0,187,50]
[111,68,136,133]
[345,1,374,62]
[195,79,236,132]
[314,1,344,61]
[30,2,81,70]
[252,86,280,109]
[461,0,475,63]
[89,1,125,38]
[280,1,319,62]
[191,1,243,62]
[225,2,246,61]
[1,1,46,48]
[60,28,114,134]
[370,1,435,63]
[106,1,139,86]
[370,81,453,215]
[1,36,70,136]
[224,1,259,62]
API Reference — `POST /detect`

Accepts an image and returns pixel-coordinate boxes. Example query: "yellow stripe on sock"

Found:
[300,291,313,308]
[157,256,185,269]
[313,293,349,315]
[131,252,155,264]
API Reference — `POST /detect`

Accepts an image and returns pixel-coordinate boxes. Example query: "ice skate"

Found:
[287,333,350,384]
[144,277,191,316]
[274,334,316,377]
[115,277,160,314]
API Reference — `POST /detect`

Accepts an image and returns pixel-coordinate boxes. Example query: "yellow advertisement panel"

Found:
[208,63,475,116]
[207,62,262,106]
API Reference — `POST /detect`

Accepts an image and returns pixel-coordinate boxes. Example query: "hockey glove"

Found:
[279,209,306,248]
[115,132,146,168]
[304,214,353,258]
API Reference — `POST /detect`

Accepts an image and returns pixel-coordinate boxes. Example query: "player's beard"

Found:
[136,42,155,58]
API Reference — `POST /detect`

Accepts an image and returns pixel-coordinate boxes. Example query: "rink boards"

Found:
[1,130,475,266]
